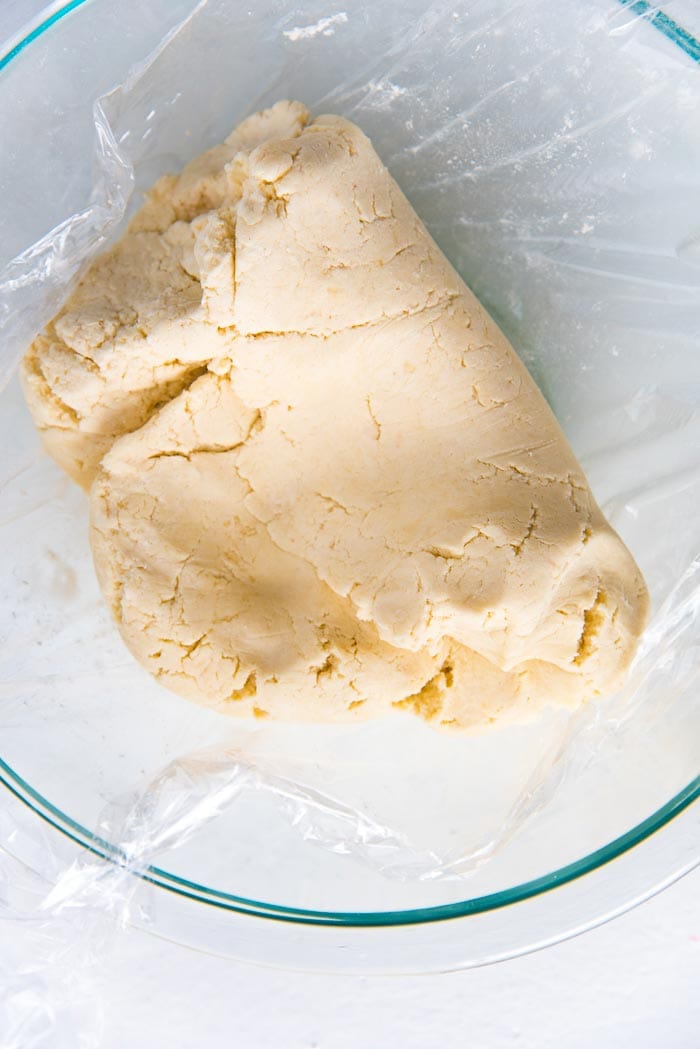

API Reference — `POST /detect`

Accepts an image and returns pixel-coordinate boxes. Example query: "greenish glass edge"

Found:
[2,0,699,73]
[0,0,89,73]
[2,756,699,926]
[616,0,700,62]
[0,0,698,927]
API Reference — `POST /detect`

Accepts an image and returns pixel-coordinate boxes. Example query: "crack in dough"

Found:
[22,100,649,730]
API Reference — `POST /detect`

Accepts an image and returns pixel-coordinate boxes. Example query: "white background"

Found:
[101,873,699,1048]
[5,865,699,1048]
[2,4,699,1047]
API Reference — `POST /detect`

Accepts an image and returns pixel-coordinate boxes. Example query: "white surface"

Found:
[2,4,698,1047]
[4,868,698,1047]
[101,873,700,1048]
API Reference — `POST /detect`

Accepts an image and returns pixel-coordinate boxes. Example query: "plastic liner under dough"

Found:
[0,1,699,1043]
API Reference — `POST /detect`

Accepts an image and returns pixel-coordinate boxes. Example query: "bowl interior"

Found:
[1,0,699,923]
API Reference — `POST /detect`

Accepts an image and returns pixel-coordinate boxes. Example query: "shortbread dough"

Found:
[22,101,649,729]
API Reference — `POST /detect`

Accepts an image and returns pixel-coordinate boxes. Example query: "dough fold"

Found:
[22,100,649,729]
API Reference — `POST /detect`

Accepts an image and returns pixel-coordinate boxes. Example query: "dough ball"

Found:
[23,102,649,730]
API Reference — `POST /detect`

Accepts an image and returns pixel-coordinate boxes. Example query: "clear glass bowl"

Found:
[1,0,698,972]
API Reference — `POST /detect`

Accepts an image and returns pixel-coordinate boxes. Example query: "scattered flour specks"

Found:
[364,79,408,109]
[283,12,348,42]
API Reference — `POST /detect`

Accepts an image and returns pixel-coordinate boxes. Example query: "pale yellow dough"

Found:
[21,100,649,729]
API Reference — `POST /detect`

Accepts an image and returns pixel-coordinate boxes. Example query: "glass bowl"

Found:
[1,0,698,972]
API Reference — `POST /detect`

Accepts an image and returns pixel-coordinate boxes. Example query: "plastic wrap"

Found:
[1,0,699,1041]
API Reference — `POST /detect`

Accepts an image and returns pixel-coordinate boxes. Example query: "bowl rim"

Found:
[1,0,699,74]
[2,755,699,926]
[1,0,699,933]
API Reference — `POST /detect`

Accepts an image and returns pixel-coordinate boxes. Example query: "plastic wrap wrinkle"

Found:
[0,0,699,1040]
[2,546,698,1044]
[0,99,134,393]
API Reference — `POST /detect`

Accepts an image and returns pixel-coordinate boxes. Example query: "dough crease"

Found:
[21,100,649,730]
